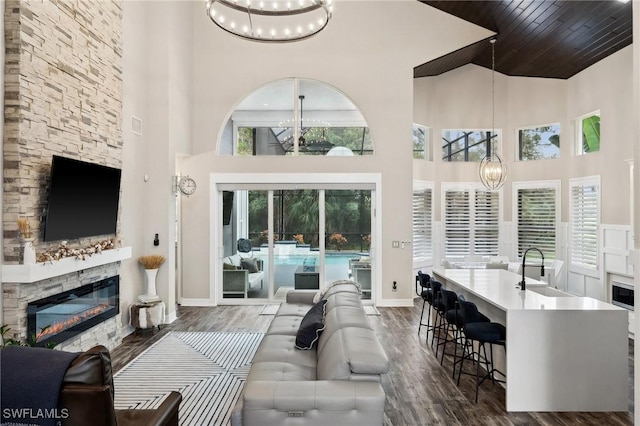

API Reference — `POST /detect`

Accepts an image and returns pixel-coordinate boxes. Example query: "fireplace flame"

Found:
[36,304,111,342]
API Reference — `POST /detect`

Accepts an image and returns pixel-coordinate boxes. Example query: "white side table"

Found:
[130,300,165,332]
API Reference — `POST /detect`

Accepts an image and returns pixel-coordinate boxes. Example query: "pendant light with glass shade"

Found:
[479,39,508,191]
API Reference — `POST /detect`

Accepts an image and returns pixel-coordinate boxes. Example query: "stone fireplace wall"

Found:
[2,1,124,350]
[3,0,123,262]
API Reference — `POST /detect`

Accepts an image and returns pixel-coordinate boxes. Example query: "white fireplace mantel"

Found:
[2,247,132,284]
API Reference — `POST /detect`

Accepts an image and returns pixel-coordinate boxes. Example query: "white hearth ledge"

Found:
[2,247,132,283]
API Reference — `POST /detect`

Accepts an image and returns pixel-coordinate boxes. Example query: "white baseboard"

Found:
[376,298,414,307]
[179,298,216,307]
[165,311,177,324]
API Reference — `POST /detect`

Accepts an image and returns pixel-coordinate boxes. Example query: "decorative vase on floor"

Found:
[23,238,36,265]
[145,268,159,296]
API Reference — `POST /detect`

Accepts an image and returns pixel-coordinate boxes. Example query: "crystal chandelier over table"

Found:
[205,0,334,42]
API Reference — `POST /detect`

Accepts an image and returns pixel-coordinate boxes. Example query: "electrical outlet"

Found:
[392,241,400,248]
[392,281,397,291]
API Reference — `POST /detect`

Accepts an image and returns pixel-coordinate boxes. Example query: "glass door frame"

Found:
[210,173,381,306]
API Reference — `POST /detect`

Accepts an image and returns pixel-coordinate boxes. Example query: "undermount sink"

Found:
[526,285,573,297]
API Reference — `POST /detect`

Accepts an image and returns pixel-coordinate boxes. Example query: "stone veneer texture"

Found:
[2,263,122,350]
[3,0,123,263]
[2,1,124,349]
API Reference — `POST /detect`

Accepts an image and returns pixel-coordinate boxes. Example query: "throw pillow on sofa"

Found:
[240,257,259,273]
[223,263,238,270]
[295,299,327,350]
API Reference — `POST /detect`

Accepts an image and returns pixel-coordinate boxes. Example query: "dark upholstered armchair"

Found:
[60,345,181,426]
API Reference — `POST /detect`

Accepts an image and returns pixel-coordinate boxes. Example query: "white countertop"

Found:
[432,268,624,312]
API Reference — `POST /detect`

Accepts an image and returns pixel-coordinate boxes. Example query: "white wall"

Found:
[177,0,493,304]
[413,46,634,227]
[121,1,193,323]
[120,1,149,327]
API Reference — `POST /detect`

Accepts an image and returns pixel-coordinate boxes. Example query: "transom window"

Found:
[221,78,373,156]
[517,124,560,161]
[413,124,430,160]
[576,111,600,155]
[442,130,498,162]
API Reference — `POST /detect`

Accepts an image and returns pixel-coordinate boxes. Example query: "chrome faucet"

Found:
[520,247,545,291]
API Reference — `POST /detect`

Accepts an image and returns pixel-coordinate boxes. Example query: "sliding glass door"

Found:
[325,190,372,299]
[217,184,375,304]
[272,189,320,301]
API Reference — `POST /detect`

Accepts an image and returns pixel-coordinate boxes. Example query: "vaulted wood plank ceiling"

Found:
[415,0,633,79]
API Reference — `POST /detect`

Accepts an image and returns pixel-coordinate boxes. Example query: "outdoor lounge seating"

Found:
[222,253,264,297]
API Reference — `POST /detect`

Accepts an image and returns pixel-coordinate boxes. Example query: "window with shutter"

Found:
[443,184,500,259]
[570,176,599,272]
[515,183,559,260]
[412,186,433,262]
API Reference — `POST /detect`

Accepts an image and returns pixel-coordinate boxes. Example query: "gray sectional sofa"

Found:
[231,281,389,426]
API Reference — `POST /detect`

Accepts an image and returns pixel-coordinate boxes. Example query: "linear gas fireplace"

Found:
[27,276,119,347]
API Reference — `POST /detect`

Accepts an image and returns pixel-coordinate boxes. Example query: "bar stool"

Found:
[425,279,442,348]
[416,271,432,336]
[456,299,506,403]
[436,289,458,362]
[432,285,455,358]
[445,294,490,378]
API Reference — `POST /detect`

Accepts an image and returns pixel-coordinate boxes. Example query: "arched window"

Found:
[219,78,373,156]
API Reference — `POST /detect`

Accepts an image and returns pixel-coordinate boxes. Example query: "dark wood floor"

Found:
[111,299,634,426]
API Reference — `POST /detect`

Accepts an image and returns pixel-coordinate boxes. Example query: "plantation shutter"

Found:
[412,189,432,261]
[517,188,556,259]
[444,189,471,258]
[570,182,599,270]
[474,189,499,256]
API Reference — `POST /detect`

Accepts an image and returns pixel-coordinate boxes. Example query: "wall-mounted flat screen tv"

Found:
[43,155,122,242]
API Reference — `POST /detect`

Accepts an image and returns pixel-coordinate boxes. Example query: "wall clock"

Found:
[178,176,197,196]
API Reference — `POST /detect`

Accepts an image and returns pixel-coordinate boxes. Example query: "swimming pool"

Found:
[251,252,369,288]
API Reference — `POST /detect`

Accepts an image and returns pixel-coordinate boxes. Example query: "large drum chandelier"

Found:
[205,0,334,42]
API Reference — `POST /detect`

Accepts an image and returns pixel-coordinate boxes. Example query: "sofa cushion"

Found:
[223,262,238,270]
[267,316,303,336]
[247,362,316,381]
[253,335,317,368]
[323,280,361,298]
[241,257,260,273]
[295,299,327,350]
[228,253,242,267]
[325,291,363,312]
[276,303,311,317]
[318,305,371,355]
[317,327,389,380]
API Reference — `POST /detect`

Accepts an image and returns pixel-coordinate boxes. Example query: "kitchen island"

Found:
[432,268,628,412]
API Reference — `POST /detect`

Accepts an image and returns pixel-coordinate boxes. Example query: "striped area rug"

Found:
[114,332,263,426]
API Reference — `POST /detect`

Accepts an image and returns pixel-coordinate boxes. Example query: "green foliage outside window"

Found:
[237,128,254,156]
[442,130,497,162]
[581,114,600,154]
[246,189,371,252]
[413,125,427,159]
[518,125,560,161]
